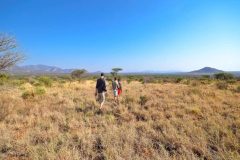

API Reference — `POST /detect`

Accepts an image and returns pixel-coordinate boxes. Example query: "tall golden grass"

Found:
[0,78,240,159]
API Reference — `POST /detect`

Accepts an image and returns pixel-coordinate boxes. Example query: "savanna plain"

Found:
[0,75,240,160]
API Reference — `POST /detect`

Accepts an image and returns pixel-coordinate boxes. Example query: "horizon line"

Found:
[15,64,240,73]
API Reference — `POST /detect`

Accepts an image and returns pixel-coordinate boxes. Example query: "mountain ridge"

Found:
[7,65,75,75]
[5,65,240,76]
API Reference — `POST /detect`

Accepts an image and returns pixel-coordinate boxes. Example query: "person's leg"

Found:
[100,92,105,109]
[96,93,100,103]
[115,90,118,103]
[113,90,116,102]
[114,90,119,104]
[117,96,119,104]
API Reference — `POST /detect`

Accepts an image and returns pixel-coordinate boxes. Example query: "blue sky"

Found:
[1,0,240,72]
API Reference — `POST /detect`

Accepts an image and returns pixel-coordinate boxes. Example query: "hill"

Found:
[7,65,75,75]
[189,67,224,75]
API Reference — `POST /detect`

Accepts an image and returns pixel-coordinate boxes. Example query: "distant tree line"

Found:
[214,73,234,80]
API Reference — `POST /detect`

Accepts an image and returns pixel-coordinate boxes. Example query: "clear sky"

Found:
[1,0,240,72]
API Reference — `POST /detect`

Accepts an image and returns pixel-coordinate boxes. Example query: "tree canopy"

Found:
[71,69,87,79]
[111,68,123,77]
[0,33,25,71]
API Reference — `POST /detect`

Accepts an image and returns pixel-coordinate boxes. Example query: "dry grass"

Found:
[0,78,240,160]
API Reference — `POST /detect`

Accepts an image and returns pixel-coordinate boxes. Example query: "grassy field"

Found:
[0,76,240,159]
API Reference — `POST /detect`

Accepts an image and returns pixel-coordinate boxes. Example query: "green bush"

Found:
[216,82,228,90]
[32,81,43,87]
[214,73,234,80]
[59,75,72,80]
[175,77,183,83]
[22,91,34,99]
[0,73,9,80]
[126,76,137,84]
[71,69,87,79]
[26,77,38,85]
[35,87,46,95]
[227,79,237,84]
[139,96,149,106]
[127,79,132,84]
[0,73,9,85]
[191,81,199,87]
[202,75,210,79]
[0,102,11,121]
[236,86,240,93]
[59,80,66,84]
[11,79,26,86]
[182,79,190,85]
[38,76,53,87]
[138,78,144,83]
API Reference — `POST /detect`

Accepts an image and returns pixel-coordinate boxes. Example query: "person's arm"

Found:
[103,80,107,92]
[95,80,99,95]
[117,82,120,89]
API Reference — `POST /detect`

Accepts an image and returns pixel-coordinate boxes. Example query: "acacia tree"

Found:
[0,33,25,71]
[71,69,87,79]
[111,68,123,77]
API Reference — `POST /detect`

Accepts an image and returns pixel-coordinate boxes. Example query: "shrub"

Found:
[188,88,201,96]
[227,79,237,84]
[0,102,11,121]
[175,77,183,83]
[59,75,72,80]
[185,107,202,116]
[138,78,144,83]
[38,76,53,87]
[35,87,46,95]
[11,79,25,86]
[32,81,43,87]
[106,77,112,82]
[22,91,34,99]
[216,82,228,90]
[75,104,84,113]
[191,81,198,87]
[139,95,149,106]
[126,76,136,84]
[182,79,190,85]
[236,86,240,93]
[142,77,157,84]
[202,75,210,79]
[0,73,9,80]
[59,80,66,84]
[0,73,9,85]
[71,69,87,79]
[27,77,37,85]
[214,73,234,80]
[163,79,171,83]
[127,79,132,84]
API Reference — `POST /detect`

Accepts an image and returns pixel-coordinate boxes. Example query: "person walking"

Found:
[95,73,107,109]
[118,78,122,96]
[112,77,119,104]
